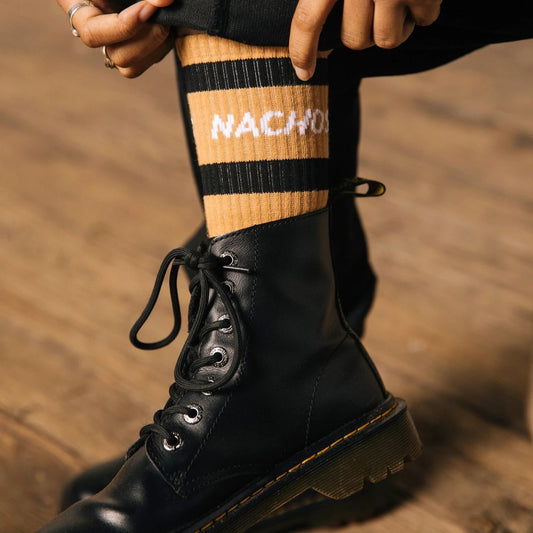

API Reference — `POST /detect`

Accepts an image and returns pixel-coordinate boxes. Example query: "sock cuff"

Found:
[177,34,331,67]
[203,190,329,236]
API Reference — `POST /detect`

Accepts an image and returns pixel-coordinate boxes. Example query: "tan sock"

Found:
[177,34,330,237]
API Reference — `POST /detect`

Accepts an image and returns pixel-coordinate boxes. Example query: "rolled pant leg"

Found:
[330,0,533,81]
[149,0,342,47]
[147,0,533,52]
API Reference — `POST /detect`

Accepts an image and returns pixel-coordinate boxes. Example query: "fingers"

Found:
[373,1,415,49]
[71,1,158,48]
[289,0,337,81]
[60,0,174,79]
[338,0,441,52]
[408,0,441,26]
[289,0,436,76]
[121,41,174,77]
[340,0,374,50]
[116,35,174,78]
[106,24,172,77]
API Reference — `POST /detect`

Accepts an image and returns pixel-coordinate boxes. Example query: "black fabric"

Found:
[146,0,342,48]
[219,0,344,48]
[326,73,377,333]
[181,57,328,92]
[147,0,533,72]
[150,0,221,33]
[334,0,533,79]
[200,159,329,195]
[174,48,204,198]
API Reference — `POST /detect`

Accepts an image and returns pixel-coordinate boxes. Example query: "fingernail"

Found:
[139,3,158,22]
[293,66,312,81]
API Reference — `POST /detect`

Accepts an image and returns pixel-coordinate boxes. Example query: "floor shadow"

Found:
[276,343,533,532]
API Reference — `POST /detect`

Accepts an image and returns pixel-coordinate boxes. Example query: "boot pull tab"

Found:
[334,177,386,198]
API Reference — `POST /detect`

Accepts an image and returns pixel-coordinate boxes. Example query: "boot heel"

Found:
[310,400,421,500]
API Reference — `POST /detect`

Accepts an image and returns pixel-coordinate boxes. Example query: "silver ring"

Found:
[68,1,95,37]
[102,46,116,69]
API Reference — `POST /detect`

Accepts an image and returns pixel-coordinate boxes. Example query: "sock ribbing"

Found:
[177,34,330,236]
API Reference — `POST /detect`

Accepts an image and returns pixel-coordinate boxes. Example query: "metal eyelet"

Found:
[163,432,183,451]
[223,280,235,294]
[218,314,233,334]
[210,347,228,367]
[184,404,203,424]
[221,251,238,266]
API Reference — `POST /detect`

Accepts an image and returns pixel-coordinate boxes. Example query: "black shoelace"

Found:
[128,246,249,451]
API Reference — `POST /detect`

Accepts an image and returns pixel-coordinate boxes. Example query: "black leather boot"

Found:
[59,190,378,519]
[38,208,420,533]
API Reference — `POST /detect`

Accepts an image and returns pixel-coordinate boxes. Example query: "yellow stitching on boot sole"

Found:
[196,402,397,532]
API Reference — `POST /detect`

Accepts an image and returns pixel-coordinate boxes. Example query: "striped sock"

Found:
[176,34,330,237]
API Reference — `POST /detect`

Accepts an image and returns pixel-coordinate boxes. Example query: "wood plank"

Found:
[0,410,81,532]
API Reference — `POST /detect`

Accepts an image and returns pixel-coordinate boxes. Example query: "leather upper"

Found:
[38,209,386,533]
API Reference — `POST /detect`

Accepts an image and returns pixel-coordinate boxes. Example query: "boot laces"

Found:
[128,246,249,452]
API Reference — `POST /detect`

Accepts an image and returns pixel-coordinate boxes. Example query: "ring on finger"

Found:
[68,1,95,37]
[102,46,117,69]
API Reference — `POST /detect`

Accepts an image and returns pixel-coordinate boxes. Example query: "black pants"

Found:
[151,0,533,52]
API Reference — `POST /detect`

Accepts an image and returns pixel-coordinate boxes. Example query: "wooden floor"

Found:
[1,3,532,532]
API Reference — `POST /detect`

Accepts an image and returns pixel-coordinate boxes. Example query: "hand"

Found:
[289,0,442,80]
[57,0,176,78]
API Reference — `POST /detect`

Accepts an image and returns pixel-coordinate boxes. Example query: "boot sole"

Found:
[248,482,404,533]
[189,396,421,533]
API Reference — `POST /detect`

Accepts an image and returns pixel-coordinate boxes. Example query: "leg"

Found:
[59,42,381,531]
[37,21,421,532]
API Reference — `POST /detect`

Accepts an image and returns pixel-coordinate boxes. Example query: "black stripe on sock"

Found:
[199,159,329,195]
[182,57,328,93]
